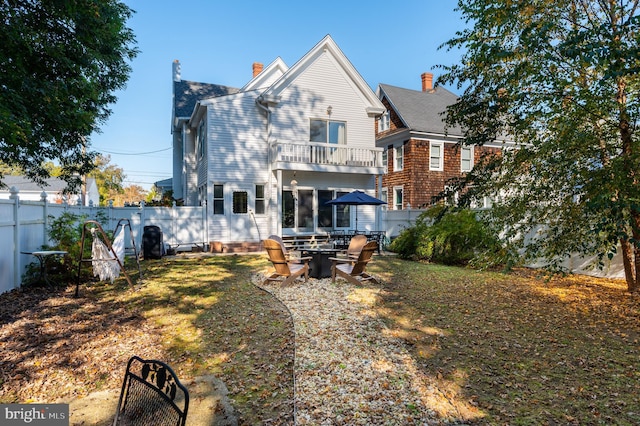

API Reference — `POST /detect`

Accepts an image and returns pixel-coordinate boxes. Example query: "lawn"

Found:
[1,253,639,425]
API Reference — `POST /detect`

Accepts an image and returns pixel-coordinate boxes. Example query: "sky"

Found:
[90,0,468,190]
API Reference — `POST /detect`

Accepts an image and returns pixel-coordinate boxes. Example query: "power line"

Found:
[94,146,172,156]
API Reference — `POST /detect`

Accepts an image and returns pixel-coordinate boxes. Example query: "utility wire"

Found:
[94,147,172,155]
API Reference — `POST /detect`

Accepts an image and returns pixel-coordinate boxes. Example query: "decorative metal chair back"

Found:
[113,356,189,426]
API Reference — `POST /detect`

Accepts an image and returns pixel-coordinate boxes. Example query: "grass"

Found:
[368,258,640,425]
[1,253,639,425]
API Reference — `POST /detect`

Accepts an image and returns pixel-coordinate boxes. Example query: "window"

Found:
[461,145,473,172]
[381,188,388,205]
[310,119,346,144]
[282,191,295,228]
[379,110,390,132]
[318,190,334,228]
[233,191,248,214]
[394,145,404,172]
[197,120,206,159]
[336,191,351,228]
[382,148,388,174]
[444,185,459,206]
[430,141,443,171]
[394,187,403,210]
[255,184,265,214]
[213,184,224,214]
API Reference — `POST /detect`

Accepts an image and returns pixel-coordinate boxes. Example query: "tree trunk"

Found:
[620,239,638,292]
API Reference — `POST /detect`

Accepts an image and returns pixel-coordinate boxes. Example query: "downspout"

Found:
[256,95,274,238]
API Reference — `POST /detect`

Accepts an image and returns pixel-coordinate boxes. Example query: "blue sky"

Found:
[90,0,467,190]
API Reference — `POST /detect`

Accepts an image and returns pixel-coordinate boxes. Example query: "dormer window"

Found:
[310,119,346,144]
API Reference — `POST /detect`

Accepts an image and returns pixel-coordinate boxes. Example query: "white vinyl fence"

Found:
[1,189,205,294]
[1,190,626,295]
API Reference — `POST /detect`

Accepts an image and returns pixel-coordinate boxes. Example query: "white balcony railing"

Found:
[270,141,382,168]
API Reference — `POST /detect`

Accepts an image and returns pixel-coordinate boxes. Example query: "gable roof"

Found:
[379,83,463,137]
[173,80,240,119]
[3,175,68,192]
[261,35,385,116]
[242,57,288,91]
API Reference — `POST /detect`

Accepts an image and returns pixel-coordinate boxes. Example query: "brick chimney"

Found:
[252,62,264,78]
[421,72,433,92]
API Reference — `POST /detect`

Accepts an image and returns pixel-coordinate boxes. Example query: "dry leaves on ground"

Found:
[256,274,440,425]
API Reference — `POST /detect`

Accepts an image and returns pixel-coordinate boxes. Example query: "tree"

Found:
[0,0,138,190]
[89,154,125,205]
[439,0,640,291]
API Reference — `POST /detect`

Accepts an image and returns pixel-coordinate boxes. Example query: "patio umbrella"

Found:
[325,190,385,231]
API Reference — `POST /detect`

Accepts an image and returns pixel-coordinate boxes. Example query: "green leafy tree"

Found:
[0,1,138,190]
[439,0,640,291]
[89,154,125,205]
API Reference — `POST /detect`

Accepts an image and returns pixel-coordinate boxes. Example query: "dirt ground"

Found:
[66,375,238,426]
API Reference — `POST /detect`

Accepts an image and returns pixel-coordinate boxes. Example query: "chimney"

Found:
[173,59,181,82]
[252,62,264,78]
[421,72,433,92]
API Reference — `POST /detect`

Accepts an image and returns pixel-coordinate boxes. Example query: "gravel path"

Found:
[256,275,439,425]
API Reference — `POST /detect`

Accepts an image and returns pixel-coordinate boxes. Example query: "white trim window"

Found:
[197,120,206,159]
[461,145,474,172]
[255,184,265,214]
[310,119,346,144]
[393,186,403,210]
[381,188,388,206]
[429,141,443,171]
[213,184,224,215]
[378,110,390,132]
[382,148,388,174]
[394,144,404,172]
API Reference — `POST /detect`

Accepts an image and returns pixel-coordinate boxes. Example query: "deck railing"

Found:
[270,141,382,168]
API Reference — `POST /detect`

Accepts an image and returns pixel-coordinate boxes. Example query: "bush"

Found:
[22,211,110,286]
[389,205,503,267]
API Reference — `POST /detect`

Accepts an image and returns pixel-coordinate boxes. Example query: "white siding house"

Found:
[172,35,385,251]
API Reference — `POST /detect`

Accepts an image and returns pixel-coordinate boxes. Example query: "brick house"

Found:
[375,73,503,209]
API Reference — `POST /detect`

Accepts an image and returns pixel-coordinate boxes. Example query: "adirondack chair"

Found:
[342,234,368,260]
[330,240,379,285]
[263,238,311,286]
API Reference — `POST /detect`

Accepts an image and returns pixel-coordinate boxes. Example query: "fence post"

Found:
[10,187,20,289]
[41,191,48,247]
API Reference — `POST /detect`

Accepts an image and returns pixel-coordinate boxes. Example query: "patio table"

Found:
[21,250,68,286]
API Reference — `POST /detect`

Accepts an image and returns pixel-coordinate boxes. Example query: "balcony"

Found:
[270,141,383,174]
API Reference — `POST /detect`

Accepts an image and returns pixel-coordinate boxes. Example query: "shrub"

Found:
[389,205,503,267]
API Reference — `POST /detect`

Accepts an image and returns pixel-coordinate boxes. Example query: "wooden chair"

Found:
[113,356,189,426]
[330,240,379,286]
[267,235,291,259]
[343,234,368,260]
[263,238,311,286]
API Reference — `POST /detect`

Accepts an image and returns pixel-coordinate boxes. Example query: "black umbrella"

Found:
[325,190,385,231]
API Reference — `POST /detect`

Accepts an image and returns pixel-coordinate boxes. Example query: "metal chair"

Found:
[113,356,189,426]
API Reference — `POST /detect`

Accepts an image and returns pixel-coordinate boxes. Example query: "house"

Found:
[0,175,99,206]
[172,35,386,251]
[375,73,503,209]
